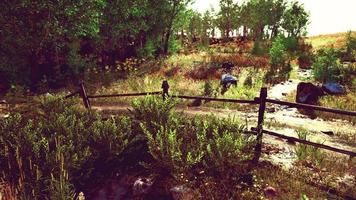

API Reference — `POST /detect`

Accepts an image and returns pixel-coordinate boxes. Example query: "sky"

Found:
[190,0,356,36]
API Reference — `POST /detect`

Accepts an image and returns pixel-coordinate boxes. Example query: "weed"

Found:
[312,48,341,83]
[0,95,133,199]
[295,130,326,167]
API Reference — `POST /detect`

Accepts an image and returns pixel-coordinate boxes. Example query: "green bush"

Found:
[338,62,356,88]
[269,36,288,68]
[131,96,178,134]
[203,81,218,97]
[0,96,132,199]
[342,31,356,61]
[251,40,265,56]
[295,130,325,167]
[169,39,182,54]
[312,48,341,83]
[133,97,254,177]
[138,39,157,59]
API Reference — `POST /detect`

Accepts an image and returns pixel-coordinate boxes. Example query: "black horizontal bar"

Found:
[171,95,258,104]
[251,128,356,157]
[88,91,162,98]
[264,98,356,117]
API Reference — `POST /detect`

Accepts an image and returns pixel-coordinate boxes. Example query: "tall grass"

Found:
[132,97,255,178]
[295,130,326,167]
[0,96,132,199]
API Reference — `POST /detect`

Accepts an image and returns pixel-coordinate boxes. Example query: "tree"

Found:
[99,0,152,60]
[266,0,287,38]
[201,10,214,45]
[162,0,194,54]
[188,11,202,43]
[217,0,239,38]
[281,1,309,37]
[0,0,105,88]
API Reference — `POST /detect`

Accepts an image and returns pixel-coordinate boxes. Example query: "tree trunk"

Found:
[163,29,171,54]
[29,52,40,91]
[271,26,278,38]
[243,26,248,37]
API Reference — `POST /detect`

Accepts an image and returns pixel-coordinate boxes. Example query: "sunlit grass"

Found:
[306,32,356,50]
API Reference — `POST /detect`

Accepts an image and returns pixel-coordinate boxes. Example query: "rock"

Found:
[221,61,234,71]
[296,82,324,105]
[133,177,154,196]
[264,186,278,198]
[190,99,202,107]
[322,82,346,95]
[78,192,85,200]
[266,107,276,113]
[287,139,296,145]
[221,74,237,86]
[321,131,334,136]
[170,185,196,200]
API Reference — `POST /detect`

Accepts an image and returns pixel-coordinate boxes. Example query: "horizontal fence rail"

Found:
[264,98,356,117]
[88,91,162,99]
[251,128,356,157]
[171,95,258,104]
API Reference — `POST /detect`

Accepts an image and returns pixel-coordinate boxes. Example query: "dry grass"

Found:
[210,53,269,69]
[306,32,356,50]
[317,92,356,124]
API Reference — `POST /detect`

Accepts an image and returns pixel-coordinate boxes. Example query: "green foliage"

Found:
[203,81,218,97]
[131,96,177,132]
[269,36,288,67]
[345,31,356,56]
[138,39,157,59]
[0,0,104,88]
[312,48,341,83]
[0,0,194,90]
[251,40,265,56]
[281,1,309,37]
[168,39,182,54]
[217,0,239,38]
[133,96,254,178]
[295,130,325,167]
[0,96,132,199]
[340,31,356,62]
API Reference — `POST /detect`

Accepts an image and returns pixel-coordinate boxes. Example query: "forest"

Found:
[0,0,355,199]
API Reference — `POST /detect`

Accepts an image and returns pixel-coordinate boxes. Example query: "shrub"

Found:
[295,130,325,167]
[0,95,132,199]
[138,39,156,59]
[203,81,218,97]
[169,39,182,54]
[251,40,265,56]
[312,48,341,83]
[133,97,254,178]
[269,36,288,68]
[341,31,356,61]
[297,41,314,69]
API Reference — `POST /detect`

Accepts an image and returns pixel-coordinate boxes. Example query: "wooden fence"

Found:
[67,80,356,159]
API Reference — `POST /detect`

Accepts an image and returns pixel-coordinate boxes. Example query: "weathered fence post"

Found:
[79,82,91,109]
[162,80,169,100]
[253,87,267,163]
